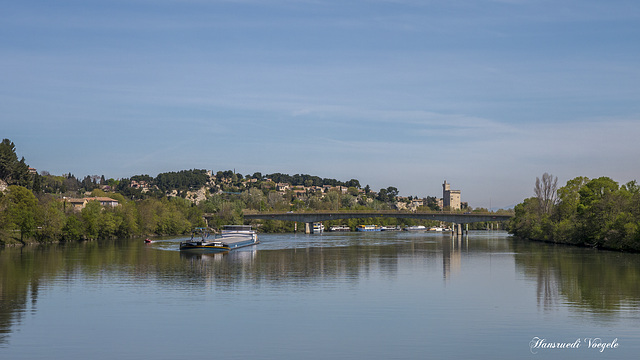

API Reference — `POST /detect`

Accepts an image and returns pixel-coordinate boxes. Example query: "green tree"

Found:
[62,214,83,241]
[5,185,38,243]
[509,197,546,240]
[509,175,640,251]
[0,139,32,188]
[81,200,102,239]
[241,187,266,210]
[114,201,140,238]
[35,195,66,242]
[577,177,620,246]
[0,139,19,180]
[345,179,361,188]
[553,176,589,243]
[555,176,589,220]
[97,209,120,239]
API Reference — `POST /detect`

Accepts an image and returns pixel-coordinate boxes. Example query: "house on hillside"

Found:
[276,183,290,192]
[293,188,307,198]
[328,186,348,194]
[64,198,88,211]
[410,199,424,211]
[63,197,120,211]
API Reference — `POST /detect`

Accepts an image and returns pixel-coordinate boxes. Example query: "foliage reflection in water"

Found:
[1,231,639,359]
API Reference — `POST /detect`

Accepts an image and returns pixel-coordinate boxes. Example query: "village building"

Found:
[64,197,120,211]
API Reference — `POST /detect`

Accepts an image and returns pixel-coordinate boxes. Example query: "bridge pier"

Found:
[453,223,463,236]
[305,222,312,234]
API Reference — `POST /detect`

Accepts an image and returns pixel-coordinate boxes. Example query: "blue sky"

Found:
[2,0,639,208]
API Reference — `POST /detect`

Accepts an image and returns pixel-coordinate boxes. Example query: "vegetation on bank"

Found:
[1,138,502,245]
[508,173,640,252]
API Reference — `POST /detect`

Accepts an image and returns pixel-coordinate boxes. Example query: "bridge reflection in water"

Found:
[238,211,513,234]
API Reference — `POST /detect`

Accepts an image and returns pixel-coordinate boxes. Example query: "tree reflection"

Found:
[513,239,640,313]
[3,234,640,346]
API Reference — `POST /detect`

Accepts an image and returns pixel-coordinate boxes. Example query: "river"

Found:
[1,231,639,359]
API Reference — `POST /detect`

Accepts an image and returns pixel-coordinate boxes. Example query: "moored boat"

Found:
[381,226,401,231]
[329,225,351,232]
[356,225,381,232]
[180,226,259,253]
[405,225,427,231]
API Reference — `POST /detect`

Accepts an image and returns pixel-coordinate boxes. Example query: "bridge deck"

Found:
[232,211,512,224]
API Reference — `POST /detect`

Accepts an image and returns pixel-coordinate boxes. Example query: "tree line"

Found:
[2,138,461,244]
[508,173,640,252]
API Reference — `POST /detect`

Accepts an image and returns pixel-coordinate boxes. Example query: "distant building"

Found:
[442,180,461,210]
[276,183,290,192]
[328,186,348,194]
[130,180,149,189]
[64,197,119,211]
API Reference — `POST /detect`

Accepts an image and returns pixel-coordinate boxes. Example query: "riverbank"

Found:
[507,176,640,253]
[511,235,640,253]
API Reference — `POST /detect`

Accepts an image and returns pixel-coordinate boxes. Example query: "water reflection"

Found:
[442,235,463,280]
[512,239,640,314]
[2,232,640,349]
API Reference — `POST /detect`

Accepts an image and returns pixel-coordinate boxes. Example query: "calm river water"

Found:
[1,231,639,359]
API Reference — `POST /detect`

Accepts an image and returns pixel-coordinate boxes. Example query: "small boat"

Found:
[313,223,324,233]
[144,238,152,243]
[180,226,259,253]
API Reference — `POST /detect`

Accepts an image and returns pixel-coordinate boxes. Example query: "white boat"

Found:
[313,223,324,232]
[381,226,401,231]
[329,225,351,232]
[405,225,427,231]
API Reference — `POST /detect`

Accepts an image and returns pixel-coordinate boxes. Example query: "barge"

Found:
[179,226,259,253]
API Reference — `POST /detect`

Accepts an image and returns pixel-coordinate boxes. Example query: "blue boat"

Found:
[356,225,381,232]
[179,226,259,253]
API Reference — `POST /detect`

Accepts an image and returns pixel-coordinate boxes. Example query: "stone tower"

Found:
[442,180,461,210]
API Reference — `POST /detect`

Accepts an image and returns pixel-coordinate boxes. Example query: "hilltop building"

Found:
[442,180,461,211]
